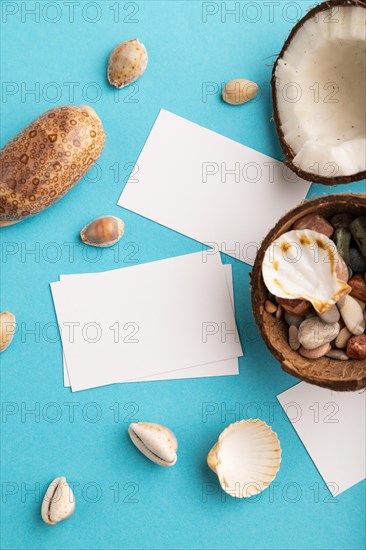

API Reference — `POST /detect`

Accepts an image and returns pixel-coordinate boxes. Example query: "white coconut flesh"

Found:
[274,6,366,178]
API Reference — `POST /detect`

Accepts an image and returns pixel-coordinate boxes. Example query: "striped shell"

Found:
[207,419,281,498]
[262,229,351,313]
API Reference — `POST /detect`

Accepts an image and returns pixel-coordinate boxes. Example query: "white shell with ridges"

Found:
[207,419,281,498]
[128,422,177,466]
[262,229,351,313]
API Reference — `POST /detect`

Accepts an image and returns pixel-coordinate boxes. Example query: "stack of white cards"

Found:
[51,252,243,392]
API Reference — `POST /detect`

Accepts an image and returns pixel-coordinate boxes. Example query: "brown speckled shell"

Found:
[0,105,106,225]
[251,193,366,391]
[271,0,366,186]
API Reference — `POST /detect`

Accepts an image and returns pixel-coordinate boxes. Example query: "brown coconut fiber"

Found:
[251,193,366,391]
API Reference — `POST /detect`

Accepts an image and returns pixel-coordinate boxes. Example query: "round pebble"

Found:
[335,255,349,282]
[276,304,283,319]
[276,298,312,316]
[330,212,354,229]
[298,318,340,350]
[318,305,340,324]
[284,312,304,328]
[326,349,349,361]
[337,295,365,335]
[346,334,366,360]
[265,300,277,314]
[335,327,352,349]
[292,213,333,237]
[336,254,352,283]
[349,248,366,274]
[334,228,351,265]
[349,274,366,302]
[299,343,331,359]
[289,326,300,351]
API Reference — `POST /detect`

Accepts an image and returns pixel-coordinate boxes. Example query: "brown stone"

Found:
[299,342,331,359]
[346,334,366,360]
[335,255,349,282]
[330,212,355,229]
[276,297,313,316]
[349,274,366,302]
[292,213,334,237]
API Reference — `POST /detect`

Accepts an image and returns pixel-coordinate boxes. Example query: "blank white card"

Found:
[51,252,243,391]
[118,109,311,265]
[278,383,366,496]
[61,265,239,386]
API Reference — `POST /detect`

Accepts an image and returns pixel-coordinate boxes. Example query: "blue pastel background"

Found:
[1,1,365,549]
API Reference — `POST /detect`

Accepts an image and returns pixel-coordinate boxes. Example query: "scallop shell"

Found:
[41,477,75,525]
[262,229,351,314]
[207,419,281,498]
[128,422,177,467]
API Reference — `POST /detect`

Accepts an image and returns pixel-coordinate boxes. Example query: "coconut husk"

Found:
[271,0,366,186]
[251,193,366,391]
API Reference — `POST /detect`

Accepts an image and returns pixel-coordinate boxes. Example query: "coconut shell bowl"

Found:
[251,194,366,391]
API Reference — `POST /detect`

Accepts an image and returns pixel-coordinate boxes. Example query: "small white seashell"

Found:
[128,422,177,467]
[337,295,365,336]
[108,39,148,89]
[262,229,351,314]
[0,311,16,352]
[207,419,281,498]
[41,477,75,525]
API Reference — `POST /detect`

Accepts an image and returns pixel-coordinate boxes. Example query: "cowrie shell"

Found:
[128,422,177,467]
[41,477,75,525]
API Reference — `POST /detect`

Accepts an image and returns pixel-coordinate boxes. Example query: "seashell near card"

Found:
[262,229,351,314]
[41,476,75,525]
[80,216,124,247]
[207,419,281,498]
[128,422,177,466]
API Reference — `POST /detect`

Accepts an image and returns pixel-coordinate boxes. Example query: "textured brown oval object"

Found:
[0,105,106,226]
[80,216,124,247]
[251,193,366,391]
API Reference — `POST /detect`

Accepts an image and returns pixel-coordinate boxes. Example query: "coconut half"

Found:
[272,0,366,185]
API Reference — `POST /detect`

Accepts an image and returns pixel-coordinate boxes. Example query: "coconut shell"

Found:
[251,193,366,391]
[272,0,366,186]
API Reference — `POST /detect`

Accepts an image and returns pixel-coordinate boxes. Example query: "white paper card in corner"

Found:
[61,264,239,386]
[278,382,366,496]
[118,109,311,265]
[51,252,243,391]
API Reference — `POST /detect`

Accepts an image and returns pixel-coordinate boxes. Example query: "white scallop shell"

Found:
[207,419,281,498]
[262,229,351,314]
[128,422,177,466]
[41,477,75,525]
